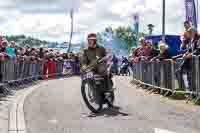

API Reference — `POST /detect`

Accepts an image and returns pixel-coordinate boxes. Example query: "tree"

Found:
[113,26,137,51]
[96,32,103,46]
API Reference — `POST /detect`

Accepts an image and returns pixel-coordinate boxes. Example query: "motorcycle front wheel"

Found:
[81,80,103,113]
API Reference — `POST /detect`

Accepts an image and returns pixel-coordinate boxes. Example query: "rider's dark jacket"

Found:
[80,45,107,74]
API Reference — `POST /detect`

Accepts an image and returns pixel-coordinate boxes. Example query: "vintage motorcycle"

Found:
[81,56,115,113]
[119,62,130,76]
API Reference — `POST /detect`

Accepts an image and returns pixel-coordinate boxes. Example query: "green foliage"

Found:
[113,26,137,51]
[96,32,103,46]
[4,35,48,47]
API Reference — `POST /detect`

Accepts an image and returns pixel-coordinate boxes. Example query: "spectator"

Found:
[0,41,7,53]
[133,37,152,63]
[181,21,193,50]
[39,48,44,58]
[111,54,119,75]
[74,54,80,75]
[149,42,173,88]
[6,41,17,59]
[25,48,31,56]
[151,43,173,62]
[175,27,200,93]
[0,41,9,60]
[146,40,159,58]
[63,54,72,74]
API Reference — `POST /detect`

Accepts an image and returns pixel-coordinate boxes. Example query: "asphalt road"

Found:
[24,76,200,133]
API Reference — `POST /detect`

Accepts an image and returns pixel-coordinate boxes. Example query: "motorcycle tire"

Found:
[81,81,103,113]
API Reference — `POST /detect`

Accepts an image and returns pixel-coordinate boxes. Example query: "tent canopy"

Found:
[145,35,182,56]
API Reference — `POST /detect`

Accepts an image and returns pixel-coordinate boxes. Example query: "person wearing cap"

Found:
[80,33,114,105]
[80,33,107,74]
[175,26,200,93]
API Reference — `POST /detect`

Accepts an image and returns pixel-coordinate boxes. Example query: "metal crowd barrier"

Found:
[0,59,71,96]
[0,60,43,83]
[132,56,200,101]
[192,56,200,101]
[133,61,175,92]
[63,59,80,75]
[56,60,63,77]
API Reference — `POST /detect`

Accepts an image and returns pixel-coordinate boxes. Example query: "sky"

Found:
[0,0,199,43]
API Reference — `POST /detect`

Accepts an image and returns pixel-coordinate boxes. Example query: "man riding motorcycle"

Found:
[80,33,114,98]
[120,56,130,75]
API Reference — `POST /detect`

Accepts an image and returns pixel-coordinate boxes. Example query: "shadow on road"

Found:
[88,106,130,118]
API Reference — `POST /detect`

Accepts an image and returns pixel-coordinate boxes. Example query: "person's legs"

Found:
[182,71,190,92]
[187,71,193,92]
[175,69,185,89]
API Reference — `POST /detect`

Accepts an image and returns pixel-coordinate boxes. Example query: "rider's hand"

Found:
[183,53,187,59]
[186,53,192,59]
[156,59,160,62]
[82,65,87,71]
[150,59,154,62]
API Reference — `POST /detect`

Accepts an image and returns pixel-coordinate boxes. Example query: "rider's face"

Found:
[88,39,96,48]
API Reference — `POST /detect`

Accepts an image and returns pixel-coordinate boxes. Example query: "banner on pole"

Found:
[133,14,139,35]
[132,14,139,47]
[194,0,200,29]
[185,0,198,28]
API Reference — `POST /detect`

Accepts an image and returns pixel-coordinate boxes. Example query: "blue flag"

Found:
[185,0,198,28]
[133,14,139,47]
[133,14,139,35]
[194,0,199,26]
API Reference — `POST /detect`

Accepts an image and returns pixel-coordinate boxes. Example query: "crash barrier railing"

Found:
[0,60,65,83]
[0,59,80,96]
[132,55,200,102]
[63,59,80,75]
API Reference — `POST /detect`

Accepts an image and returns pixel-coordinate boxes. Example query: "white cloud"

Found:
[0,0,199,43]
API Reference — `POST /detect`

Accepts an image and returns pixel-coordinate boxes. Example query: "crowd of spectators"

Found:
[131,21,200,93]
[0,37,80,81]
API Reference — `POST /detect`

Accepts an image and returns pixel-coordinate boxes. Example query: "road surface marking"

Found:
[155,128,177,133]
[48,119,58,124]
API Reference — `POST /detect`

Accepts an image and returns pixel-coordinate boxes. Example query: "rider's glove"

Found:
[82,65,87,71]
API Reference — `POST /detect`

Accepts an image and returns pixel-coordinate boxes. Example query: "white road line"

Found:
[48,119,58,124]
[155,128,177,133]
[9,83,46,133]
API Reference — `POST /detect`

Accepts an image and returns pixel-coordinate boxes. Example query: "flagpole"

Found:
[162,0,166,40]
[197,0,198,29]
[68,8,74,53]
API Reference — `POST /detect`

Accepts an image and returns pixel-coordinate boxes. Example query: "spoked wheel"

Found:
[81,81,103,113]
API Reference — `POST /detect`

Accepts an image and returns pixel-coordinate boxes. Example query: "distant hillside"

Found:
[4,35,50,48]
[3,35,83,53]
